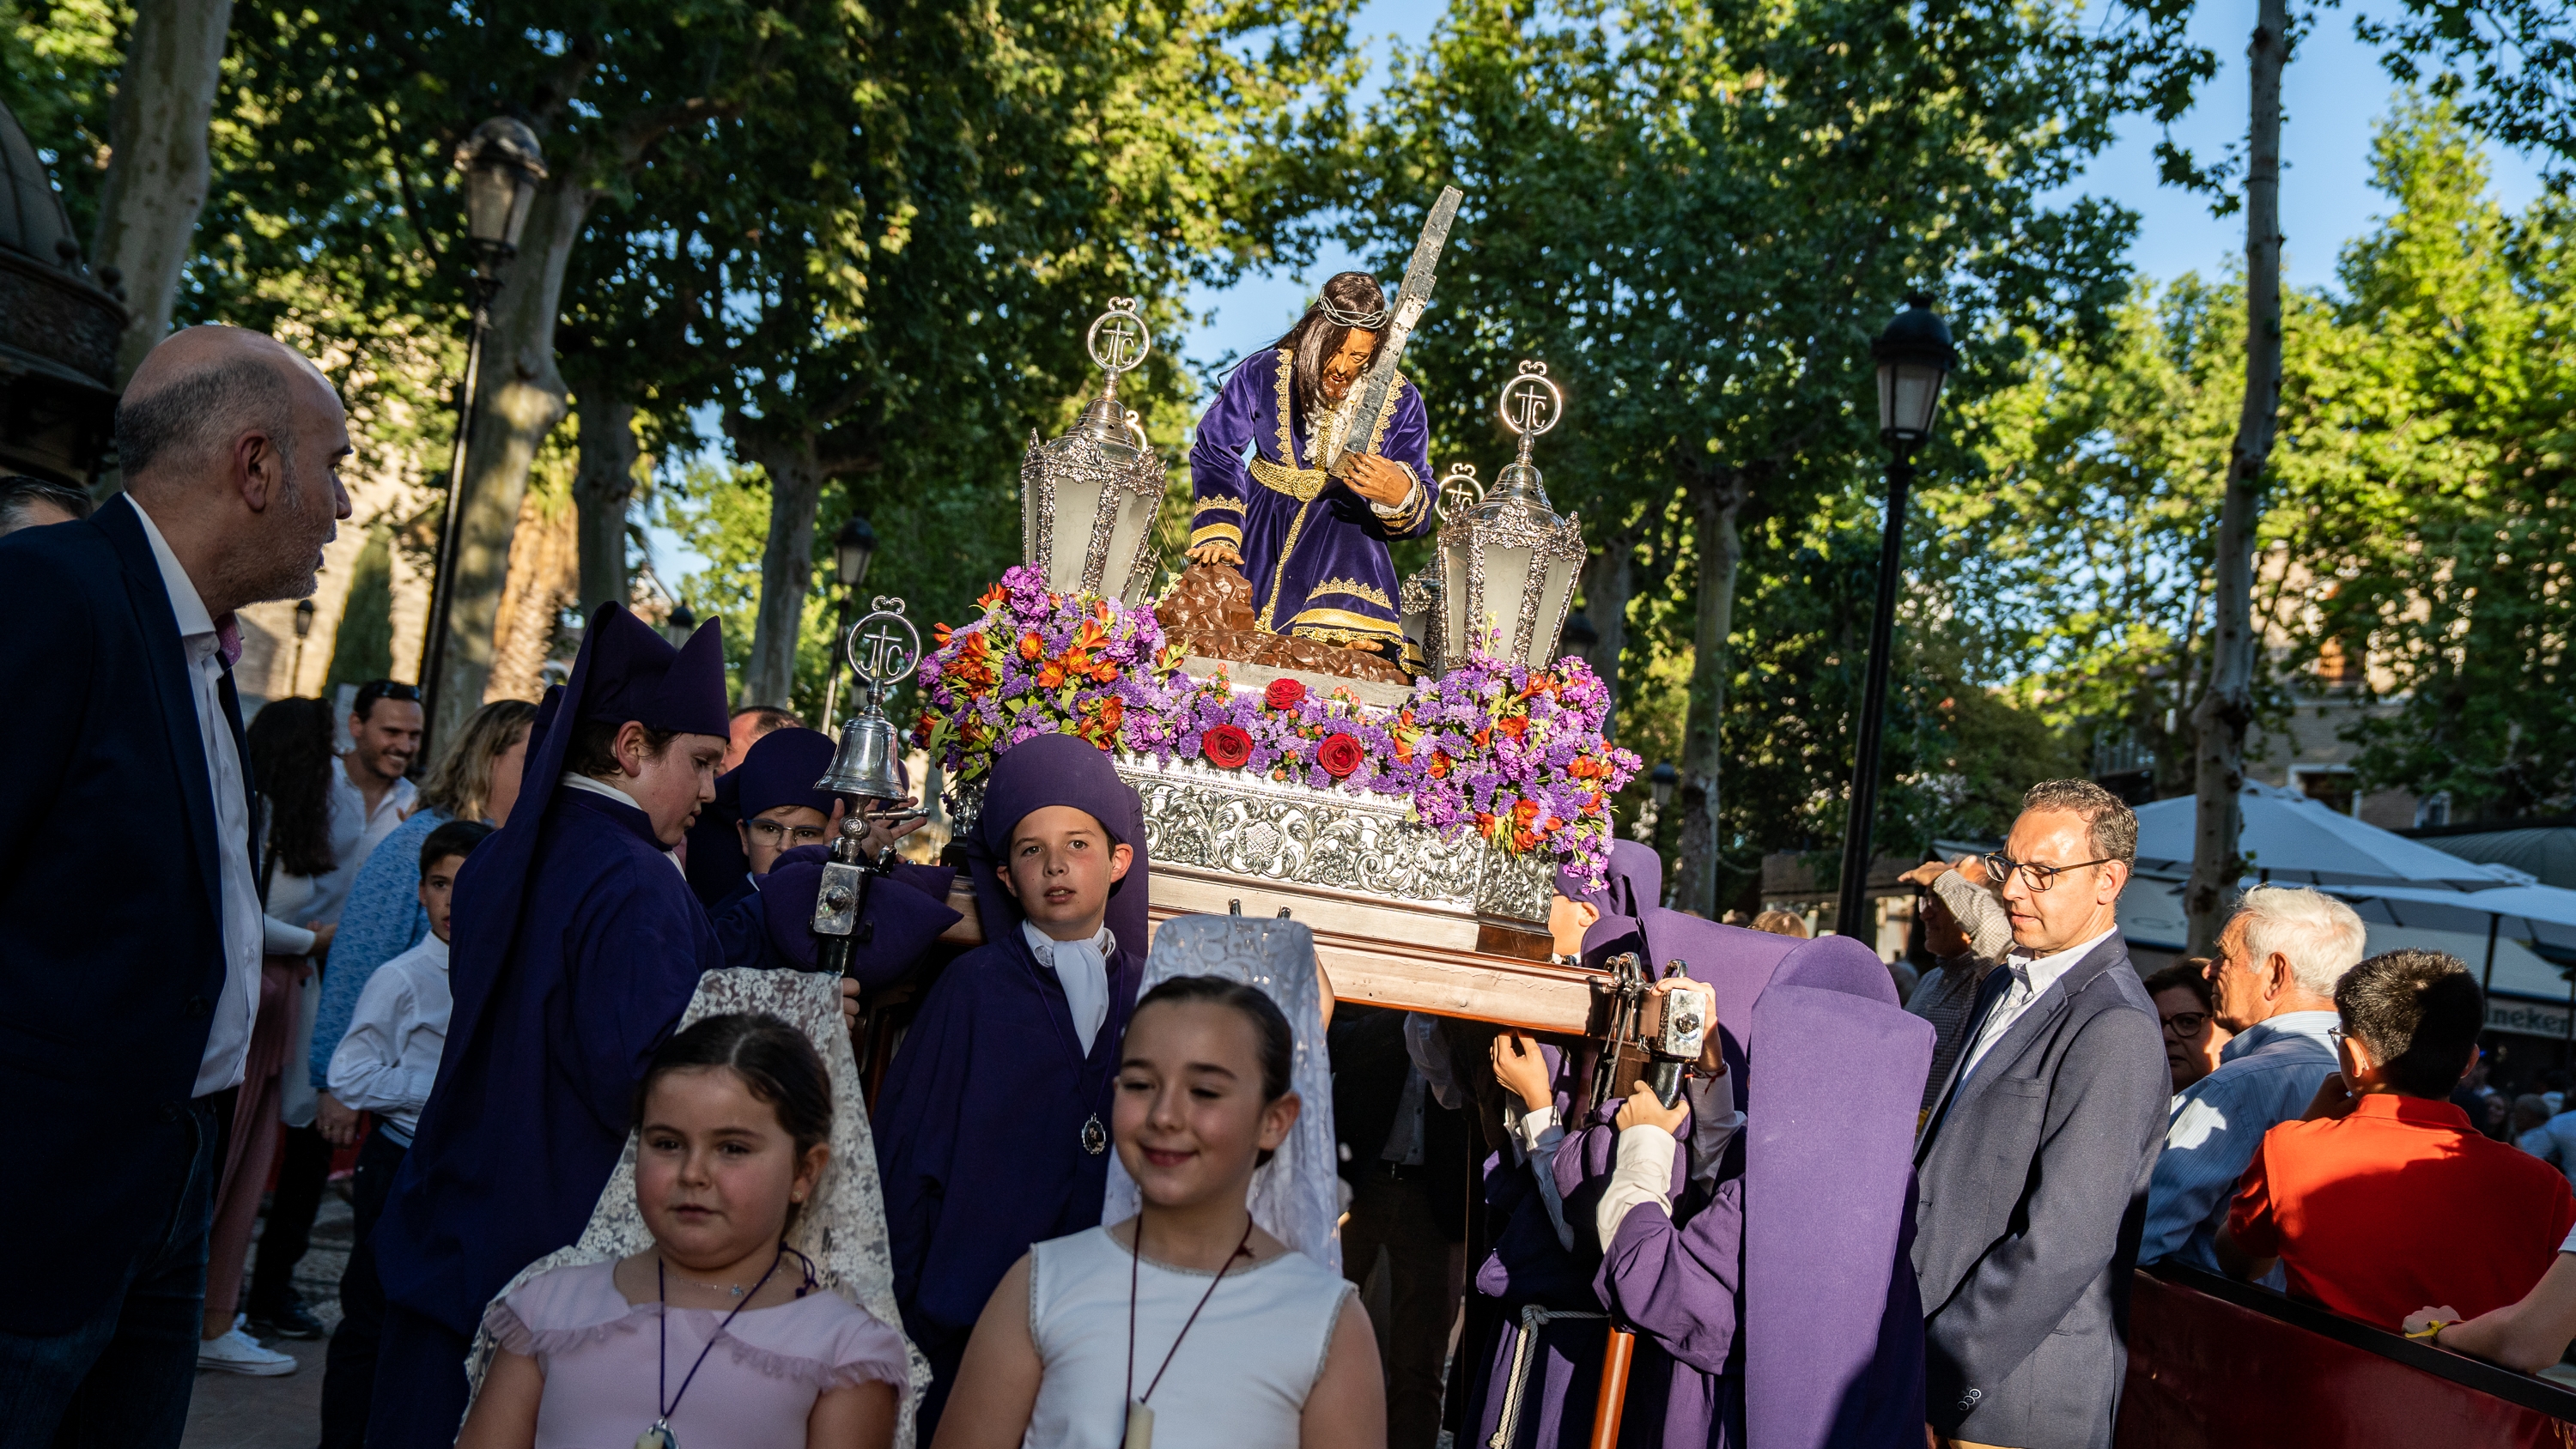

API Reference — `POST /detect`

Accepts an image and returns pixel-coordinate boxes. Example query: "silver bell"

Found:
[812,597,922,803]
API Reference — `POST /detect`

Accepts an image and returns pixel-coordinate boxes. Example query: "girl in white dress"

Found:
[933,975,1384,1449]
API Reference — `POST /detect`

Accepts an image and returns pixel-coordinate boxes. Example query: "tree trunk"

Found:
[728,421,828,711]
[2185,0,2288,955]
[573,393,640,614]
[1673,472,1745,915]
[1578,524,1634,738]
[428,174,593,747]
[92,0,232,385]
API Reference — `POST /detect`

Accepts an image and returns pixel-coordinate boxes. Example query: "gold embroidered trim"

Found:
[1194,495,1248,516]
[1364,373,1409,456]
[1310,577,1394,609]
[1259,499,1315,633]
[1289,605,1405,634]
[1271,349,1297,470]
[1290,622,1405,647]
[1249,456,1328,502]
[1188,521,1243,549]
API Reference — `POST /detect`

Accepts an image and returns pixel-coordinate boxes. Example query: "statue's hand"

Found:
[1344,453,1414,507]
[1188,541,1242,567]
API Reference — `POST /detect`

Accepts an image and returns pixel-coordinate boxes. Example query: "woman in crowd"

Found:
[311,697,538,1138]
[934,974,1382,1448]
[458,1012,908,1448]
[197,697,343,1374]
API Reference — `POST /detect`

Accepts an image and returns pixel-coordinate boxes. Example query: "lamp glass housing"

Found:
[456,118,547,252]
[835,516,877,589]
[292,597,316,640]
[1649,761,1677,808]
[1019,303,1165,605]
[1869,294,1959,451]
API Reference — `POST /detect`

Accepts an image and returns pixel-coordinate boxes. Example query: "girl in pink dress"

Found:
[456,1014,908,1449]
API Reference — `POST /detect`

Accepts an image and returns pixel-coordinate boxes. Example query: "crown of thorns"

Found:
[1315,295,1389,330]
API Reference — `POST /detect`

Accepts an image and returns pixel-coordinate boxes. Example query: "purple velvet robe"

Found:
[1187,348,1436,649]
[1549,922,1933,1449]
[869,735,1151,1436]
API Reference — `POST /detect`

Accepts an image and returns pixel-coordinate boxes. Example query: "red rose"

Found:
[1316,732,1364,779]
[1201,724,1254,769]
[1264,677,1308,710]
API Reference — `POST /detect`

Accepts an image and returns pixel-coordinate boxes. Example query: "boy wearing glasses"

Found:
[2139,886,2365,1276]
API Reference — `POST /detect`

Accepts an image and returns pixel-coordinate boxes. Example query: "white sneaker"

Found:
[198,1326,296,1376]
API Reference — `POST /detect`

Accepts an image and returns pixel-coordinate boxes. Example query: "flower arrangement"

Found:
[914,570,1643,882]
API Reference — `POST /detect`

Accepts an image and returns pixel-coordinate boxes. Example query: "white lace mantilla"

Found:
[463,969,929,1447]
[1103,915,1344,1273]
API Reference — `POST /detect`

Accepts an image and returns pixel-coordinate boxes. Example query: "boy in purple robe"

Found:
[869,732,1151,1434]
[705,726,957,977]
[1553,919,1933,1449]
[1186,270,1436,656]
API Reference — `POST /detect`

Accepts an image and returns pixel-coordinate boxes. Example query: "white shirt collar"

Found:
[128,497,216,643]
[1021,919,1115,963]
[2008,922,2122,995]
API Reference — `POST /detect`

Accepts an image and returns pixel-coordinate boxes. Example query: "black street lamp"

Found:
[419,117,546,755]
[821,514,878,729]
[1835,294,1957,943]
[290,597,315,691]
[663,603,697,649]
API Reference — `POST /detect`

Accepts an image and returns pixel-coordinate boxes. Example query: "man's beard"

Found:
[221,452,336,609]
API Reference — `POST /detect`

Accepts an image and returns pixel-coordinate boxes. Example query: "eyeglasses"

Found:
[2161,1011,2210,1040]
[1982,851,2119,892]
[2327,1027,2348,1052]
[744,818,829,849]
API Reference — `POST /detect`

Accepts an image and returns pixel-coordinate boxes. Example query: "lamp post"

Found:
[1834,294,1957,942]
[662,603,697,650]
[1640,760,1677,846]
[290,597,315,693]
[820,513,878,731]
[418,117,546,755]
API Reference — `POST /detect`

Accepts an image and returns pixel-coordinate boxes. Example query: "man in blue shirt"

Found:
[2140,884,2369,1270]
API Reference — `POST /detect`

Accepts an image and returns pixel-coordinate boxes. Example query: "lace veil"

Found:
[463,968,931,1447]
[1102,914,1343,1273]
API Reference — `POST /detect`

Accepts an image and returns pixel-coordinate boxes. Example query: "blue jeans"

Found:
[0,1094,218,1449]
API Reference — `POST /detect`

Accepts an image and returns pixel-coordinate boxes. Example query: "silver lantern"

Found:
[815,597,922,805]
[1019,298,1167,604]
[1436,362,1586,669]
[1400,462,1487,676]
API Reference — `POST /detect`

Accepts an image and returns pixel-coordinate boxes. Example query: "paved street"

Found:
[183,1191,351,1449]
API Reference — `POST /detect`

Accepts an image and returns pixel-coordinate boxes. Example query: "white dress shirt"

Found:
[133,502,264,1098]
[1022,920,1114,1054]
[325,933,450,1143]
[276,756,414,928]
[1954,923,2123,1081]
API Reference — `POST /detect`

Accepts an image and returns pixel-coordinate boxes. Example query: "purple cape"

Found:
[1555,925,1931,1449]
[870,734,1148,1434]
[374,603,730,1339]
[1186,349,1436,648]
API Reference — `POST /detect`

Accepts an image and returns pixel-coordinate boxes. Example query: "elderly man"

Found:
[1912,779,2169,1449]
[2140,886,2366,1273]
[0,326,350,1446]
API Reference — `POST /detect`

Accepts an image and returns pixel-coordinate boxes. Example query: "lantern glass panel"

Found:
[464,161,519,246]
[1045,470,1111,595]
[1528,553,1578,666]
[1878,359,1946,442]
[1440,543,1473,664]
[500,173,538,249]
[1479,543,1536,660]
[1102,482,1158,603]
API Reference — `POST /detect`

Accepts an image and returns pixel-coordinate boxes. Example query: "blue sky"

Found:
[655,0,2549,587]
[1178,0,2550,369]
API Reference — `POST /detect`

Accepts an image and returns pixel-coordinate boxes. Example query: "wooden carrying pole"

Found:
[1589,1327,1636,1449]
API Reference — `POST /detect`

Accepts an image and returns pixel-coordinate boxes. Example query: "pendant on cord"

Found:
[1122,1400,1154,1449]
[1081,1114,1108,1155]
[636,1422,677,1449]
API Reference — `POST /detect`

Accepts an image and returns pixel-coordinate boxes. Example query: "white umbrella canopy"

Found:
[2131,783,2533,891]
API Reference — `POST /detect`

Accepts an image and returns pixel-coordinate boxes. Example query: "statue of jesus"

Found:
[1185,271,1435,656]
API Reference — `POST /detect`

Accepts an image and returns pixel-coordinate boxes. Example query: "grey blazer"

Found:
[1911,931,2169,1449]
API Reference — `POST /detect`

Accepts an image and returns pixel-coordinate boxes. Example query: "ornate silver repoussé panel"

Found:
[945,753,1552,925]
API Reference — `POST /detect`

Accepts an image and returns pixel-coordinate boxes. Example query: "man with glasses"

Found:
[2140,885,2366,1278]
[1912,779,2168,1449]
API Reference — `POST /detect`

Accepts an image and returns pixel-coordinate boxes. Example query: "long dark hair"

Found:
[1270,271,1389,416]
[247,696,338,880]
[635,1013,833,1223]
